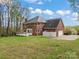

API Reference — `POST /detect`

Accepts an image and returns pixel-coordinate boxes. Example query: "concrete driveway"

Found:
[55,35,79,40]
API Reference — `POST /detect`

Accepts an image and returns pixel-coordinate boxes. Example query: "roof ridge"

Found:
[27,16,46,23]
[48,18,62,21]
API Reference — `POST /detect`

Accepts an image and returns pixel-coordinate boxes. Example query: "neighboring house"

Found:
[23,16,64,37]
[43,18,64,37]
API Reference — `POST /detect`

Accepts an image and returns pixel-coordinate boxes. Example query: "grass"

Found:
[0,36,79,59]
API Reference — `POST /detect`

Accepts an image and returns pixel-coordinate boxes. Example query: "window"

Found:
[26,28,32,33]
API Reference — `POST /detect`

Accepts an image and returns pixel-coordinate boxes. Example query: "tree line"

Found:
[0,0,29,36]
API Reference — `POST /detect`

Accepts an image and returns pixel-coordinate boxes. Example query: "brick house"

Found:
[23,16,64,37]
[23,16,46,36]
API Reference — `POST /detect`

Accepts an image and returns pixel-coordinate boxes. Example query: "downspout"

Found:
[78,12,79,20]
[56,20,61,37]
[37,22,38,36]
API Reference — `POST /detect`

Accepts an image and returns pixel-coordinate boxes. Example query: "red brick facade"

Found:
[23,22,45,35]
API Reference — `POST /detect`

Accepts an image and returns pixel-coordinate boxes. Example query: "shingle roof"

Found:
[44,18,62,29]
[27,16,46,23]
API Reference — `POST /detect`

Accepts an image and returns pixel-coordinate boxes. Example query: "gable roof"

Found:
[27,16,46,23]
[44,18,63,29]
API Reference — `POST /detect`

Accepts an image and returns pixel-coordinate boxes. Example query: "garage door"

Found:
[43,31,56,37]
[58,31,63,36]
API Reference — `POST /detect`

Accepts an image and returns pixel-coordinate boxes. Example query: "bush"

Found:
[64,27,77,35]
[64,31,72,35]
[71,28,77,35]
[64,27,72,35]
[77,32,79,35]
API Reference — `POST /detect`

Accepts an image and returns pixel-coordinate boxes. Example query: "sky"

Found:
[20,0,79,26]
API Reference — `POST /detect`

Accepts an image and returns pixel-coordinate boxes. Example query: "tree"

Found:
[68,0,79,20]
[0,0,29,36]
[0,4,2,28]
[10,0,29,33]
[0,4,4,35]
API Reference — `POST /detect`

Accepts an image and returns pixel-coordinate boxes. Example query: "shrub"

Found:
[71,28,77,35]
[64,27,78,35]
[64,27,72,35]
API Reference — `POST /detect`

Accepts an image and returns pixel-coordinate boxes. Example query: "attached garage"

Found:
[43,30,63,37]
[43,31,56,37]
[43,18,64,37]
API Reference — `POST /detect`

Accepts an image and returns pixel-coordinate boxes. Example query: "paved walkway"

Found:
[55,35,79,40]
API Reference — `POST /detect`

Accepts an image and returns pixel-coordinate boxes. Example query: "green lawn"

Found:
[0,36,79,59]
